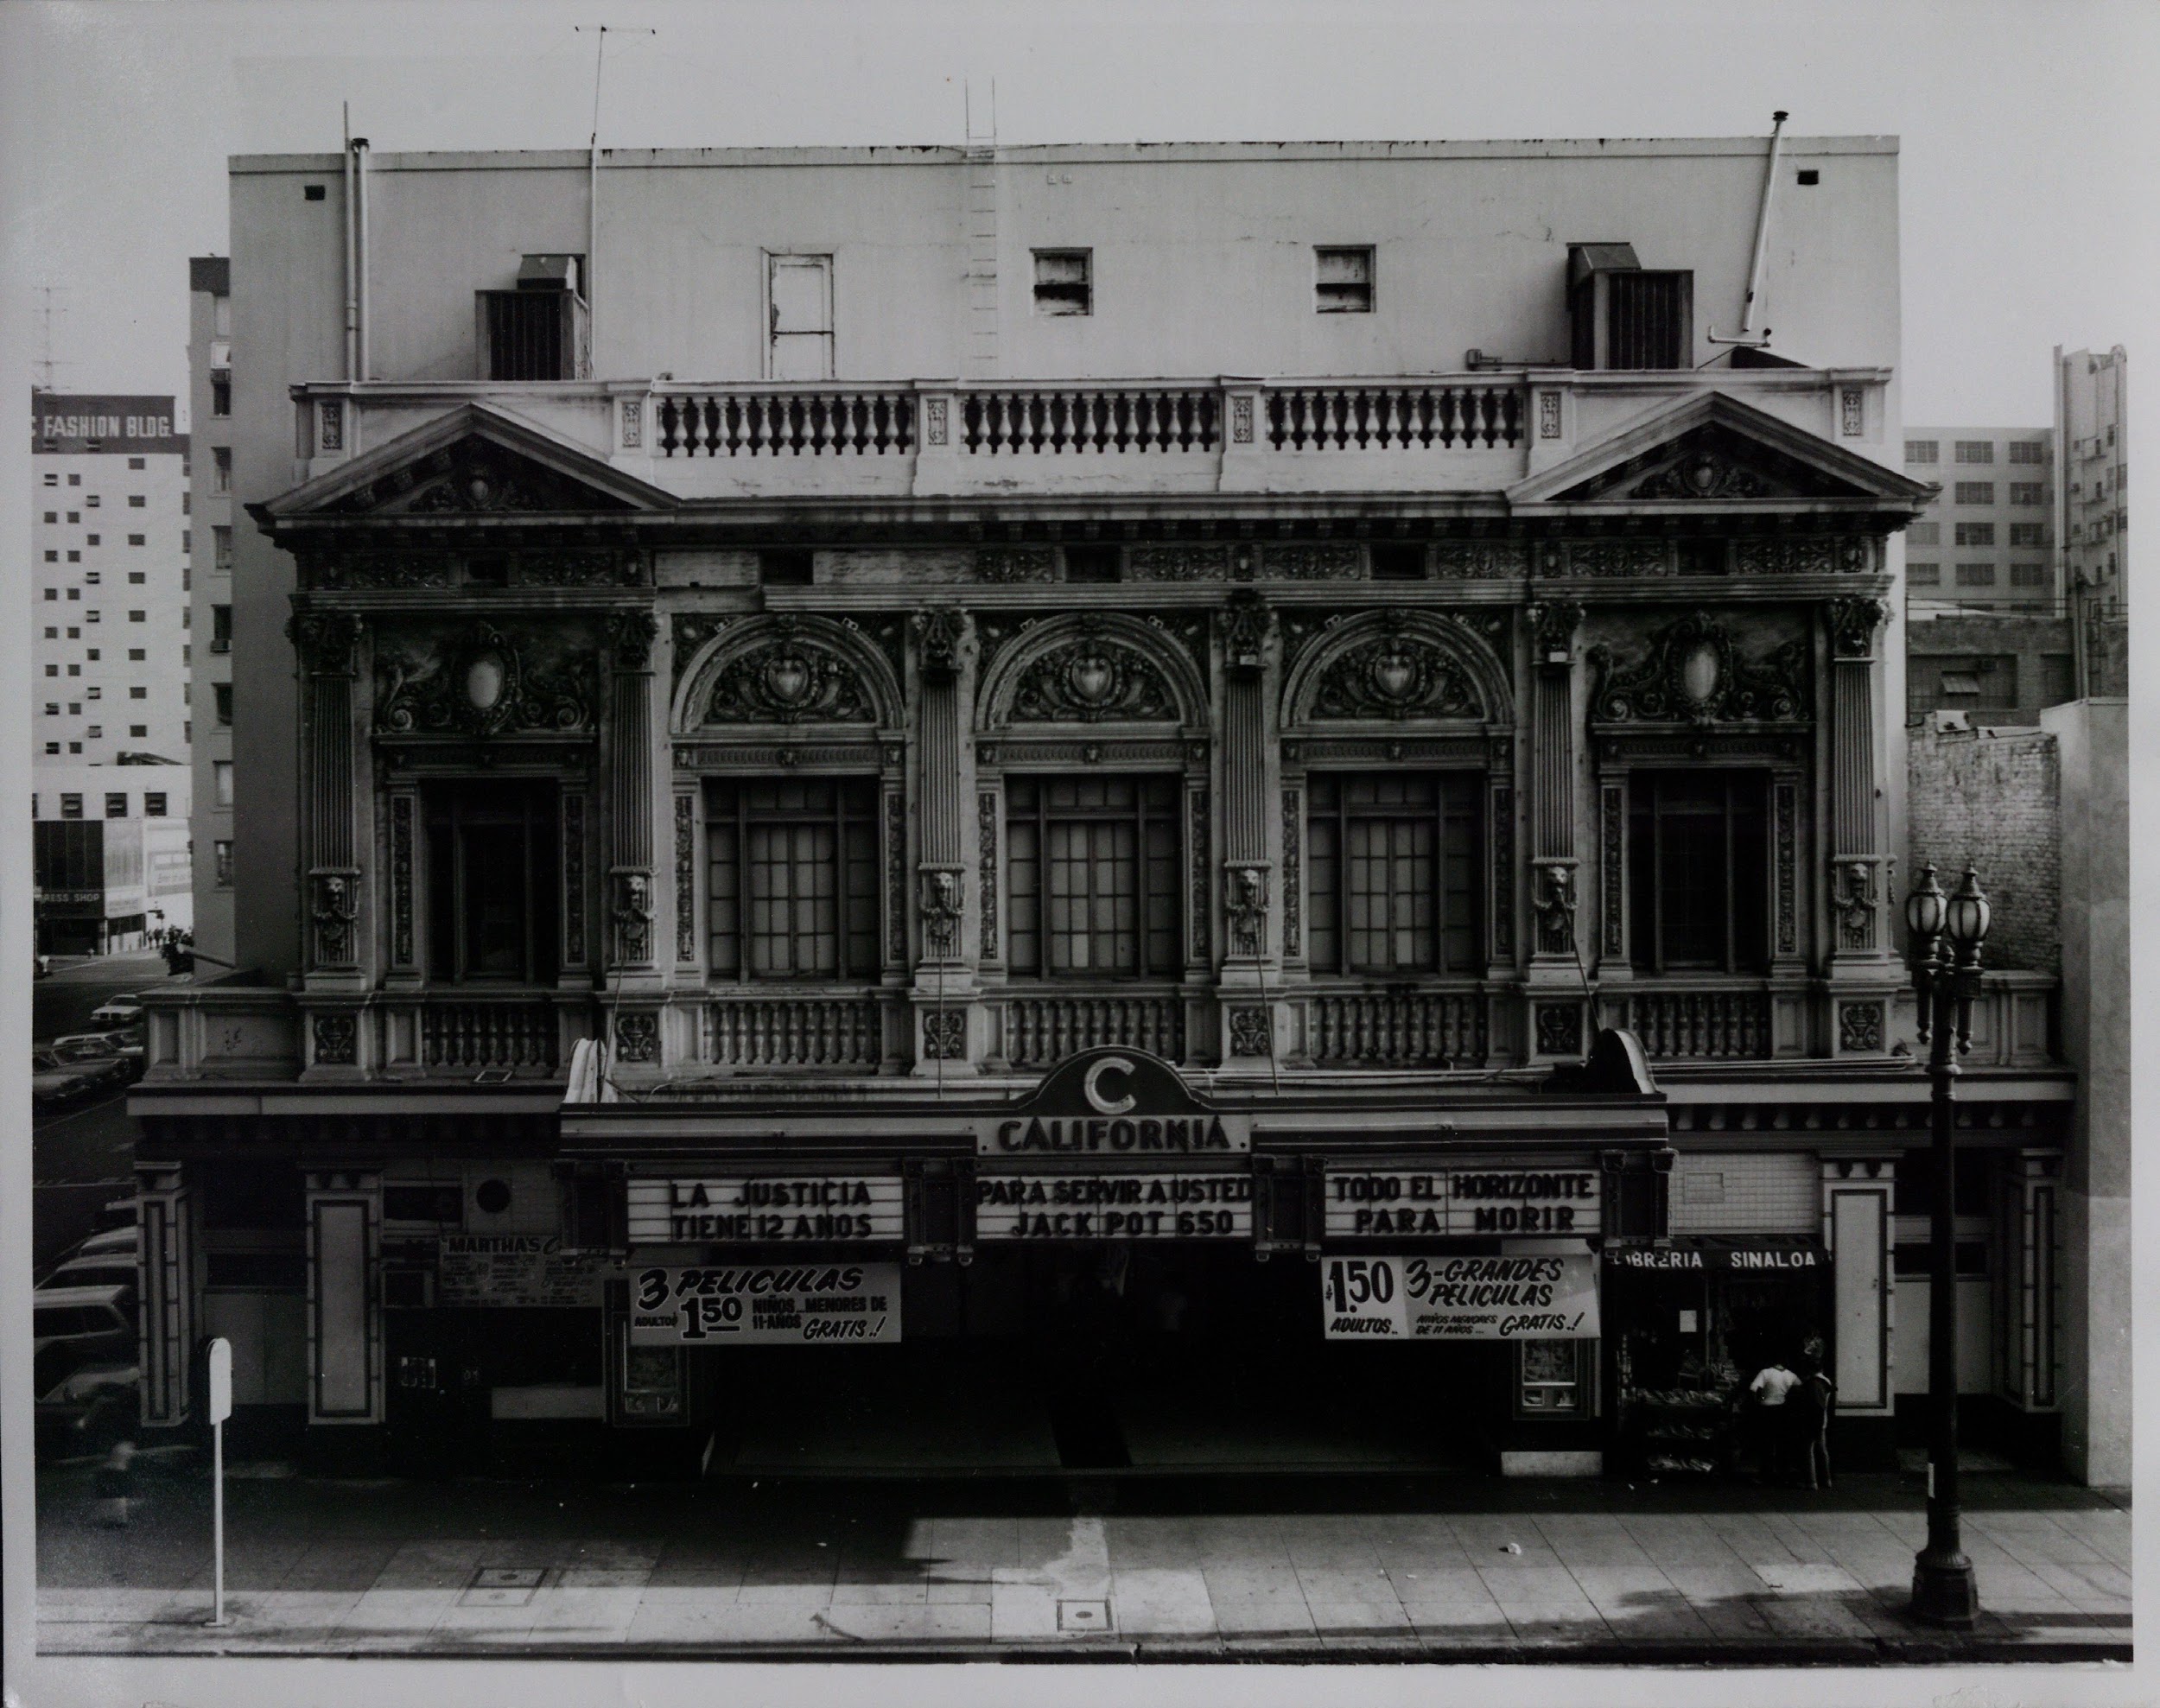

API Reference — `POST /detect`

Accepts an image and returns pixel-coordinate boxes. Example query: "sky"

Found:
[1,0,2154,428]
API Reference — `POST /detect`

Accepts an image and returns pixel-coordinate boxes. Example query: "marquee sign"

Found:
[974,1048,1250,1157]
[627,1261,902,1346]
[626,1176,905,1245]
[1321,1254,1601,1341]
[975,1171,1253,1240]
[1324,1164,1602,1239]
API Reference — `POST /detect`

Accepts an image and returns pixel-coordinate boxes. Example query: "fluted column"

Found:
[1524,600,1586,1061]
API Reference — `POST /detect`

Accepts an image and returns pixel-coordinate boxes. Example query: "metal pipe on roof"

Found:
[353,135,371,382]
[1740,111,1789,336]
[342,105,357,384]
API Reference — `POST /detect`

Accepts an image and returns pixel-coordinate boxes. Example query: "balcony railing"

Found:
[1306,985,1487,1066]
[293,367,1891,505]
[1607,986,1774,1060]
[702,991,888,1070]
[997,988,1187,1070]
[416,997,561,1071]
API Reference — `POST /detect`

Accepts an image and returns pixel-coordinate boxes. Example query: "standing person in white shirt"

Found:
[1746,1359,1801,1482]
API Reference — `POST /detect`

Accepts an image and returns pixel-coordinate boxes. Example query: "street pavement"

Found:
[35,1459,2131,1663]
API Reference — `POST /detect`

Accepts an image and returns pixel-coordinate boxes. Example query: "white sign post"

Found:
[206,1337,232,1626]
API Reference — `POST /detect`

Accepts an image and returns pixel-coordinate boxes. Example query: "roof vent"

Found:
[518,254,582,294]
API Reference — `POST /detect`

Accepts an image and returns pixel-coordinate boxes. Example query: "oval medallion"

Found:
[1680,639,1722,705]
[465,654,506,710]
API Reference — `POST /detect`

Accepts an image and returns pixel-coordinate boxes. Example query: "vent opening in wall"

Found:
[473,1178,512,1216]
[1064,543,1121,584]
[1795,168,1820,186]
[759,549,814,586]
[304,184,327,201]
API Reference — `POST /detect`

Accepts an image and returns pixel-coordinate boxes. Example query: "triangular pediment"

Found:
[1509,390,1937,512]
[257,403,677,523]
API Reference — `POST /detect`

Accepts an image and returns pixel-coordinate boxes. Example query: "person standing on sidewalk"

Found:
[1745,1359,1801,1482]
[92,1439,137,1527]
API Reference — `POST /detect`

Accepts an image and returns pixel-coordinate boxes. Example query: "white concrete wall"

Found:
[2042,696,2130,1489]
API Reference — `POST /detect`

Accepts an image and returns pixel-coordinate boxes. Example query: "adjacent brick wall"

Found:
[1907,723,2061,973]
[1669,1152,1820,1234]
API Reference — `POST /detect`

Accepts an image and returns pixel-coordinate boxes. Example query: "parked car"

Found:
[50,1028,146,1083]
[60,1224,138,1267]
[35,1360,140,1458]
[32,1049,124,1111]
[41,1253,141,1296]
[86,994,150,1029]
[32,1283,137,1395]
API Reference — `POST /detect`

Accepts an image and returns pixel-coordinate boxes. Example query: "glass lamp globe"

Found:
[1945,867,1992,946]
[1904,863,1947,941]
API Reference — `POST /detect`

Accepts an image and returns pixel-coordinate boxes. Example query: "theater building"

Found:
[132,135,2079,1480]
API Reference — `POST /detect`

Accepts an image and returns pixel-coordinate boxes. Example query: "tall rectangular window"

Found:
[213,840,234,886]
[1628,772,1769,975]
[766,253,835,380]
[706,778,879,981]
[211,604,232,651]
[212,447,232,492]
[211,374,231,416]
[424,780,559,982]
[213,760,233,808]
[1306,773,1482,975]
[213,683,233,725]
[1006,776,1180,979]
[213,526,233,573]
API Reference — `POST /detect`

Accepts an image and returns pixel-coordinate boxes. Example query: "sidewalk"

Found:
[36,1461,2131,1663]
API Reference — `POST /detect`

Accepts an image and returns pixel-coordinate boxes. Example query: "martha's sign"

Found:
[975,1049,1249,1156]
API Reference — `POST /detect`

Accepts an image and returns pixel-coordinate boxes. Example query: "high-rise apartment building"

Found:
[2055,345,2128,695]
[31,394,194,954]
[187,258,238,975]
[1900,427,2055,613]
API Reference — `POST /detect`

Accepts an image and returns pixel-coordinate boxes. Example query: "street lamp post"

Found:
[1903,863,1991,1627]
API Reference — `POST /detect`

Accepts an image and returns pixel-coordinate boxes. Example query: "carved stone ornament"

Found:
[608,609,659,672]
[670,613,731,689]
[1825,595,1887,658]
[1839,1000,1885,1054]
[1564,541,1672,580]
[312,1012,358,1066]
[912,609,968,681]
[287,609,365,676]
[525,549,642,588]
[1833,857,1879,951]
[613,1011,658,1064]
[1312,614,1483,721]
[919,866,964,960]
[1589,612,1810,725]
[1228,1006,1272,1057]
[975,546,1055,584]
[1432,541,1528,580]
[923,1009,967,1061]
[1224,864,1268,958]
[311,551,454,591]
[1532,861,1577,955]
[612,871,654,965]
[1526,600,1584,662]
[1534,1002,1584,1057]
[706,618,876,725]
[1735,537,1871,577]
[1630,452,1769,501]
[1011,621,1178,723]
[1264,542,1363,581]
[1128,544,1229,583]
[311,871,360,964]
[1222,592,1269,677]
[375,620,595,737]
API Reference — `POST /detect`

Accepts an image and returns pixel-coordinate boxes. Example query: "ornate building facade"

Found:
[132,137,2080,1480]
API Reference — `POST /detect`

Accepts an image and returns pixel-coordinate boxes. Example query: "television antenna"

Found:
[33,285,73,390]
[573,23,658,349]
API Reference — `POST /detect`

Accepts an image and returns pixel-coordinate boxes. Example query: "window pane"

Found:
[463,824,529,976]
[1007,816,1039,974]
[1307,815,1339,971]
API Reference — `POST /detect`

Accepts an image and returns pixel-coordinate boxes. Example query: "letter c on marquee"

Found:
[1083,1055,1137,1115]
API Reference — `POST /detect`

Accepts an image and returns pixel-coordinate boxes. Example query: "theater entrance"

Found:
[691,1245,1497,1477]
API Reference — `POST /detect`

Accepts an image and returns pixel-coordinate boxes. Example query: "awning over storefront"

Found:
[1604,1235,1826,1274]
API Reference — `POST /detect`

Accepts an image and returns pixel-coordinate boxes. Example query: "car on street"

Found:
[41,1252,141,1296]
[32,1048,126,1110]
[50,1028,146,1083]
[35,1360,140,1459]
[54,1223,138,1269]
[32,1283,137,1395]
[86,995,150,1029]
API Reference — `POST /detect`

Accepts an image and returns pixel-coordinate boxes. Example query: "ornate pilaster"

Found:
[910,608,977,1073]
[607,610,659,974]
[289,609,367,983]
[1825,595,1892,969]
[1217,591,1278,1066]
[1526,600,1582,960]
